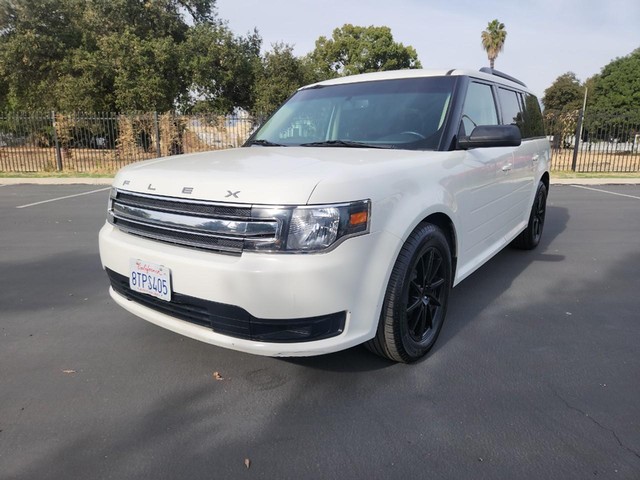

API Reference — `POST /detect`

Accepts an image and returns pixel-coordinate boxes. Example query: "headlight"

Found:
[288,206,340,250]
[246,200,370,253]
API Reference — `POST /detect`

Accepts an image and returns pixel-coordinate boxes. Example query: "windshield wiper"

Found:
[299,140,391,149]
[245,139,285,147]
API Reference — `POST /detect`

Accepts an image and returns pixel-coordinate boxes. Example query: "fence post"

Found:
[154,111,161,157]
[571,109,584,172]
[51,110,63,171]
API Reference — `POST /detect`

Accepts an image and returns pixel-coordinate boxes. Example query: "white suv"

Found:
[99,68,550,363]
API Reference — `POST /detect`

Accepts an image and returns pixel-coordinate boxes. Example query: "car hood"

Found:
[112,147,428,204]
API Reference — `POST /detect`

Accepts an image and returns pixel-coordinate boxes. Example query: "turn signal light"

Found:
[350,211,368,226]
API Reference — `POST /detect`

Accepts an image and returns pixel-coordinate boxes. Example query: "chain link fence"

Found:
[1,110,639,173]
[0,111,263,173]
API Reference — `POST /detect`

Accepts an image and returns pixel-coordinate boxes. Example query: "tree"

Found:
[542,72,584,115]
[252,43,311,116]
[0,0,87,110]
[180,23,261,113]
[481,19,507,69]
[541,72,585,148]
[307,24,421,80]
[104,32,185,112]
[0,0,222,111]
[587,48,640,122]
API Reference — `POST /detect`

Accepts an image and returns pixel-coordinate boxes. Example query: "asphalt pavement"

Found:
[0,183,639,479]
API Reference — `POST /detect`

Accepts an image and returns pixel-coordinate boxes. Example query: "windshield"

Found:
[249,77,455,150]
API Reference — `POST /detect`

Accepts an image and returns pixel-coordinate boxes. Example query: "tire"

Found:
[512,181,547,250]
[366,223,452,363]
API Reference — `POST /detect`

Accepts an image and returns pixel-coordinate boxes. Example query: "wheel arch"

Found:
[540,171,550,191]
[421,212,458,280]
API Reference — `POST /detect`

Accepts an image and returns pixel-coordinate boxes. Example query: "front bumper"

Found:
[106,268,347,342]
[99,223,400,356]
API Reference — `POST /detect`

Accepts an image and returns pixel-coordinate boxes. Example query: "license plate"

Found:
[129,259,171,301]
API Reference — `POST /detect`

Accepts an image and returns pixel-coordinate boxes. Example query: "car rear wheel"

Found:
[366,223,452,363]
[512,181,547,250]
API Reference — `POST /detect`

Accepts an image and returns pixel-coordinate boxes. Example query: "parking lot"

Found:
[1,182,639,479]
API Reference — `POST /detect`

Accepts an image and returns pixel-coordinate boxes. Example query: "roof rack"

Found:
[479,67,527,88]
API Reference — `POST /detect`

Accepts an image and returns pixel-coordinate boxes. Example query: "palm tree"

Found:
[481,20,507,69]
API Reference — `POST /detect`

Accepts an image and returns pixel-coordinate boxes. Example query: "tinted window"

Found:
[498,88,524,131]
[522,93,545,138]
[461,82,498,135]
[497,88,545,139]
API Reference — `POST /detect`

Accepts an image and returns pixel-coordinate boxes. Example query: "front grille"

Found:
[114,218,244,254]
[108,189,278,255]
[116,191,252,219]
[107,269,346,343]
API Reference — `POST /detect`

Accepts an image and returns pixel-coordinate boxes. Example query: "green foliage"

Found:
[0,0,85,109]
[0,0,218,112]
[252,43,312,116]
[481,19,507,69]
[542,72,584,147]
[53,45,116,112]
[543,48,640,124]
[106,32,184,112]
[543,49,640,144]
[180,24,261,113]
[588,48,640,122]
[307,24,421,79]
[542,72,584,115]
[0,4,424,114]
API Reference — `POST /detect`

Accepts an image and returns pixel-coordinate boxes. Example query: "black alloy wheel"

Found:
[531,185,546,244]
[512,181,547,250]
[405,247,446,343]
[366,223,452,363]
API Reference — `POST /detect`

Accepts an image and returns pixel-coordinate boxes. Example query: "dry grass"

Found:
[0,146,155,173]
[551,149,640,172]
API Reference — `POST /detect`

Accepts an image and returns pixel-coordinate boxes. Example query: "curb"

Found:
[550,178,640,185]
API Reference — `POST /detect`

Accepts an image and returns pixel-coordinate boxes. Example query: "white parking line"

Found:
[569,185,640,200]
[16,187,111,209]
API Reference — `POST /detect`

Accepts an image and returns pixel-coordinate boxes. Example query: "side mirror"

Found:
[458,124,521,150]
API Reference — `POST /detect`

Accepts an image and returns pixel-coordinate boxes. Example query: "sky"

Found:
[216,0,640,97]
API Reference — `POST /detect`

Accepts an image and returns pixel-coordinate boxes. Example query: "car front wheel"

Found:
[366,223,452,363]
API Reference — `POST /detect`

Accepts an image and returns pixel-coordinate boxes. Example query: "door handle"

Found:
[501,163,513,172]
[532,154,540,163]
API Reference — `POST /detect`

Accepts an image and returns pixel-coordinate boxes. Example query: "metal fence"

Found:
[1,110,639,173]
[544,111,640,172]
[0,111,263,173]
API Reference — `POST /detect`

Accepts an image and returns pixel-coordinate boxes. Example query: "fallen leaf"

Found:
[212,371,223,381]
[244,458,251,469]
[62,369,76,374]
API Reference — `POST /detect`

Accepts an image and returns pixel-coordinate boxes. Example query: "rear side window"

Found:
[498,87,545,139]
[461,82,498,135]
[521,94,545,138]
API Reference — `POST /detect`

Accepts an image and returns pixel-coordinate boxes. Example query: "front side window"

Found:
[460,82,498,135]
[250,77,456,150]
